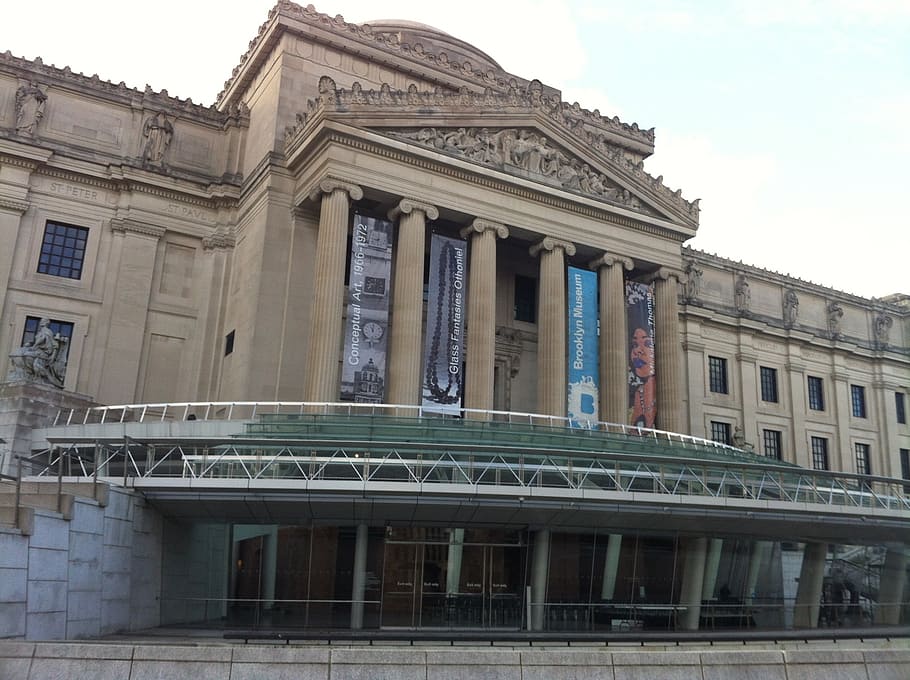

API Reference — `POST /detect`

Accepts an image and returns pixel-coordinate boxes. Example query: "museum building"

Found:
[0,2,908,639]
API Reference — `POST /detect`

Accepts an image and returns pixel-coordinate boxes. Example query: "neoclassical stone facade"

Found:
[0,1,907,481]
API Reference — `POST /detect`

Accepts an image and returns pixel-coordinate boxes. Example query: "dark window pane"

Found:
[760,366,778,403]
[36,221,90,280]
[808,376,825,411]
[851,385,867,418]
[811,437,829,471]
[708,356,728,394]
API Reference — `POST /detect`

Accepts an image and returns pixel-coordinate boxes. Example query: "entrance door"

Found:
[456,544,523,628]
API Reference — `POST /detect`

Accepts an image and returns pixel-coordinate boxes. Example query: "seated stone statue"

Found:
[7,318,67,388]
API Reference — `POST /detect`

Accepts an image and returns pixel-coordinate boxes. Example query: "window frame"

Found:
[708,356,729,394]
[513,275,537,324]
[36,221,90,280]
[896,392,907,425]
[710,420,732,445]
[807,376,825,411]
[759,366,779,403]
[850,384,867,419]
[854,442,871,477]
[762,429,783,460]
[810,436,829,471]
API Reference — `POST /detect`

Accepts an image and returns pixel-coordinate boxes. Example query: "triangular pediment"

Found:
[285,77,700,228]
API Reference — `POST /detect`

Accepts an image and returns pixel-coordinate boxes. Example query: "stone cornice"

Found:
[461,219,509,240]
[529,237,576,258]
[589,253,633,271]
[308,177,363,202]
[284,78,697,225]
[302,129,690,244]
[220,2,654,150]
[646,267,685,284]
[110,219,165,239]
[388,198,439,221]
[0,197,29,214]
[0,51,248,126]
[202,231,236,250]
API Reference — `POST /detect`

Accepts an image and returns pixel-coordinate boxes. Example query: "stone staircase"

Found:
[0,477,108,535]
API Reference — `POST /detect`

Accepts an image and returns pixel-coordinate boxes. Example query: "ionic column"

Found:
[794,542,827,628]
[530,238,576,418]
[461,219,509,418]
[386,199,438,407]
[650,269,686,433]
[303,179,362,403]
[589,254,633,425]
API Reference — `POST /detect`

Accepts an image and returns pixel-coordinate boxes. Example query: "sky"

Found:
[3,1,907,299]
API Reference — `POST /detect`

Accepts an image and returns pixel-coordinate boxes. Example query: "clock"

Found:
[364,321,384,341]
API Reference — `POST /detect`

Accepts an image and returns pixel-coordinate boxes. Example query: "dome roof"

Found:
[363,19,502,72]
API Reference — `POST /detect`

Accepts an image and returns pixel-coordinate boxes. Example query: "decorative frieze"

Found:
[110,219,165,239]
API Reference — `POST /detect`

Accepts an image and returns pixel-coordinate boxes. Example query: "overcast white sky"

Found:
[3,1,907,299]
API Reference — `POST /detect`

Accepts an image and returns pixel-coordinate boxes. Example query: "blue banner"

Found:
[567,266,600,428]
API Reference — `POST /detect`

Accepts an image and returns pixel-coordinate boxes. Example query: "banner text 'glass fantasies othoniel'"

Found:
[421,233,466,414]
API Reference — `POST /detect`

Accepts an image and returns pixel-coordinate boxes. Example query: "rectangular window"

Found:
[514,275,536,323]
[762,429,783,460]
[21,316,74,384]
[851,384,867,418]
[811,436,829,471]
[710,421,731,445]
[760,366,779,403]
[708,356,728,394]
[897,392,907,425]
[807,376,825,411]
[224,330,235,356]
[854,443,871,476]
[37,221,89,280]
[901,449,910,494]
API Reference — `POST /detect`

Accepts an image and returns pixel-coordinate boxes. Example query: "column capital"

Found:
[460,218,509,240]
[529,236,576,258]
[110,219,166,240]
[388,198,438,221]
[309,177,363,203]
[589,253,633,272]
[645,266,685,284]
[0,197,29,215]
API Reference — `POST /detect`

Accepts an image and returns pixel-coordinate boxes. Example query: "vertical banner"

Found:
[340,215,393,402]
[566,266,600,428]
[421,233,467,414]
[626,281,656,428]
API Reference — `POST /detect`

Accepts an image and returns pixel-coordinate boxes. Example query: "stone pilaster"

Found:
[590,254,633,425]
[461,219,509,418]
[302,179,362,403]
[650,268,686,434]
[530,237,576,418]
[97,219,165,403]
[386,199,438,406]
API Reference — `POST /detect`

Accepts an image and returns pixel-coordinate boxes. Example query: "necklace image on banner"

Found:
[422,233,467,413]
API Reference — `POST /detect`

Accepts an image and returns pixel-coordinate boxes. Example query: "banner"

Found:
[566,266,599,428]
[421,233,467,414]
[626,281,656,428]
[340,215,393,402]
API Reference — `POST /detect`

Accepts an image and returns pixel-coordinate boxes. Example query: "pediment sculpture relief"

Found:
[394,127,651,210]
[286,77,699,224]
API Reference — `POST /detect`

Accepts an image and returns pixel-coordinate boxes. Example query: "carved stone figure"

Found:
[827,302,844,339]
[783,289,799,327]
[7,318,67,388]
[684,261,702,301]
[734,275,751,314]
[142,112,174,165]
[15,82,47,136]
[873,313,893,347]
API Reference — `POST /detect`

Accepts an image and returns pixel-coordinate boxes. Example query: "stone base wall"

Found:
[0,485,161,639]
[0,641,908,679]
[0,382,96,476]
